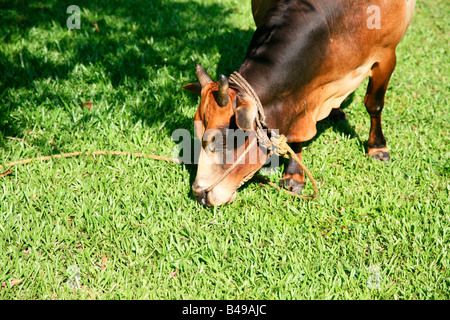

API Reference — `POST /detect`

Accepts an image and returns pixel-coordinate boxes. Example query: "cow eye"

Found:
[202,130,225,154]
[202,136,216,153]
[207,142,216,153]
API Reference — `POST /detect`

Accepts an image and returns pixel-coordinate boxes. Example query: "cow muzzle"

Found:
[192,182,237,207]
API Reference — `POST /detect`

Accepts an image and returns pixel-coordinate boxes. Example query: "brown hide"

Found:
[185,0,416,206]
[246,0,416,143]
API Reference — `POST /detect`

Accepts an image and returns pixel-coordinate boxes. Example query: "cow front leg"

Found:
[364,51,397,162]
[279,142,305,194]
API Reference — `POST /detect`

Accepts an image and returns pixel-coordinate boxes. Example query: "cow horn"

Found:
[216,74,229,107]
[195,63,213,87]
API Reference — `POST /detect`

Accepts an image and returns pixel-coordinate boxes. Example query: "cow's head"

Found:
[183,64,268,206]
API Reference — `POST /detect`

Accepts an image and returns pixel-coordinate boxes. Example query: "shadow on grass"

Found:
[0,0,254,138]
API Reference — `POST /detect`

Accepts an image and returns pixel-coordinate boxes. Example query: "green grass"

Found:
[0,0,448,299]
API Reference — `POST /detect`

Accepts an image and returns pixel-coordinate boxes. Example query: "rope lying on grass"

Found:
[0,151,181,170]
[0,145,318,200]
[258,141,318,200]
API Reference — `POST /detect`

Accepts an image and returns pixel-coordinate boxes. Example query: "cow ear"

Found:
[234,94,257,131]
[182,82,202,94]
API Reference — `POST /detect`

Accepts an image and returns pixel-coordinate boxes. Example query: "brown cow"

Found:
[184,0,416,206]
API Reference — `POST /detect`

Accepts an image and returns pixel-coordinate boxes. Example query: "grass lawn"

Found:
[0,0,448,299]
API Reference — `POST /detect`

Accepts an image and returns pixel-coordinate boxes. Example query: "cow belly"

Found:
[286,61,375,143]
[315,61,374,121]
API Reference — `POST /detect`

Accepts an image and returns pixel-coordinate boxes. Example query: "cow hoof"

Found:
[279,178,306,195]
[368,148,390,162]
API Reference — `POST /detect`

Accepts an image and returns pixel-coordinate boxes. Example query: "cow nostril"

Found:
[195,190,208,206]
[200,194,207,206]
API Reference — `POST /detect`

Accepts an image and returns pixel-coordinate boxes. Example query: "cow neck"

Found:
[236,1,331,133]
[229,72,268,131]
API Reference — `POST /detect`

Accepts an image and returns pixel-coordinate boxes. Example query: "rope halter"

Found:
[199,72,318,200]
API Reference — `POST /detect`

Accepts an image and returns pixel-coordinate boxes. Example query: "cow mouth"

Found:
[193,164,262,207]
[194,188,237,207]
[193,171,259,207]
